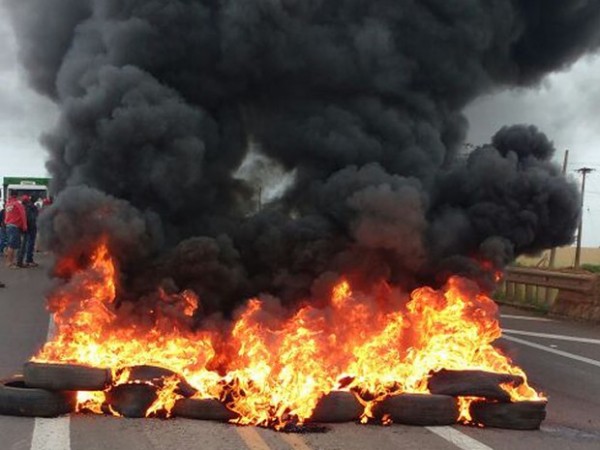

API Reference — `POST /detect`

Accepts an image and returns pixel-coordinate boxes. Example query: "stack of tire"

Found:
[0,362,237,420]
[0,364,546,430]
[0,362,456,425]
[427,369,547,430]
[305,369,547,429]
[0,362,104,418]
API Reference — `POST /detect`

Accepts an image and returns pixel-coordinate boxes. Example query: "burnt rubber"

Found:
[470,400,547,430]
[309,391,363,423]
[121,365,176,382]
[0,376,76,417]
[428,369,524,402]
[373,394,459,426]
[105,383,157,418]
[117,365,197,398]
[173,398,238,421]
[24,362,112,391]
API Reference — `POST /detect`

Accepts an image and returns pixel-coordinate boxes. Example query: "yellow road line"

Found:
[236,427,272,450]
[279,433,313,450]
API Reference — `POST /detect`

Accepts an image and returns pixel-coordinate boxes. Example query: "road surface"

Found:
[1,256,599,450]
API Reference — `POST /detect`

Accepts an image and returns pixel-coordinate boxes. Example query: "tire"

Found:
[105,383,157,418]
[373,394,459,426]
[0,376,76,417]
[173,398,238,421]
[428,369,523,402]
[24,362,112,391]
[309,391,363,423]
[117,365,197,398]
[470,400,547,430]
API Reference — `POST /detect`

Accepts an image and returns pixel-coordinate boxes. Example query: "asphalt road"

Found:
[1,255,599,450]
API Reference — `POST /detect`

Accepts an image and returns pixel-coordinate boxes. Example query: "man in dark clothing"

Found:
[18,196,39,268]
[0,207,6,254]
[0,206,6,285]
[1,206,7,284]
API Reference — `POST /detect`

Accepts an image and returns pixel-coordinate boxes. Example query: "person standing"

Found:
[0,206,6,255]
[4,193,27,268]
[19,196,39,267]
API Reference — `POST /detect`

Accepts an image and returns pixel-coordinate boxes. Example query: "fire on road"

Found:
[1,257,600,450]
[22,243,542,428]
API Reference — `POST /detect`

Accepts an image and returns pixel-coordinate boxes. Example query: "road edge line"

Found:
[502,335,600,368]
[500,314,554,322]
[503,329,600,345]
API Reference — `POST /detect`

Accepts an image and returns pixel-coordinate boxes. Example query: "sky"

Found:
[0,9,599,248]
[465,54,600,249]
[0,7,57,179]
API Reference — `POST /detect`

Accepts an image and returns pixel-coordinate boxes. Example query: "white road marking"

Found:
[426,426,494,450]
[279,433,313,450]
[503,329,600,345]
[236,427,272,450]
[500,314,554,322]
[31,315,71,450]
[30,417,70,450]
[502,335,600,368]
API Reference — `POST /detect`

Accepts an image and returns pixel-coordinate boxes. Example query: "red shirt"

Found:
[5,198,27,231]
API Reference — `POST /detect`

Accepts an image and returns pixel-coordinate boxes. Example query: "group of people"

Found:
[0,193,48,287]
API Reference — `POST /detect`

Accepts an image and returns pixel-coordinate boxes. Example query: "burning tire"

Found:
[428,369,524,402]
[24,362,112,391]
[117,365,197,398]
[470,400,547,430]
[309,391,363,423]
[105,383,158,418]
[373,394,458,426]
[173,398,238,421]
[0,376,76,417]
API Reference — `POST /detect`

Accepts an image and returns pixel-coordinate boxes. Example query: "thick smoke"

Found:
[5,0,596,313]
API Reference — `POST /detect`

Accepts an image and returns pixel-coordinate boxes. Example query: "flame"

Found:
[456,397,483,424]
[34,243,544,428]
[76,391,106,414]
[146,375,183,418]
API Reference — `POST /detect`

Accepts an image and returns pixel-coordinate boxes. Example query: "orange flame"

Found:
[34,243,544,427]
[146,376,183,418]
[76,391,106,414]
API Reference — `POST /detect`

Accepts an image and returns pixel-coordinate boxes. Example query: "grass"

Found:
[581,264,600,273]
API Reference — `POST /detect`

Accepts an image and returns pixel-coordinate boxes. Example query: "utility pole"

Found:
[574,167,595,269]
[549,150,569,268]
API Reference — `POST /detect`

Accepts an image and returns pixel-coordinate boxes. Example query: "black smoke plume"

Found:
[5,0,596,314]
